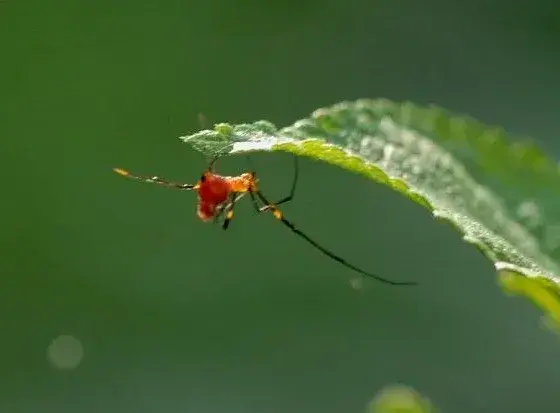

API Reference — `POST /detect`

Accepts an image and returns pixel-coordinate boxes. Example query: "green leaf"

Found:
[179,99,560,328]
[368,385,439,413]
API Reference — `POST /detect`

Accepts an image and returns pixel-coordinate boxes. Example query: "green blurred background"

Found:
[2,0,560,412]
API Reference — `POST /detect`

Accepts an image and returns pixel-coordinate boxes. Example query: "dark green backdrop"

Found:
[2,0,560,412]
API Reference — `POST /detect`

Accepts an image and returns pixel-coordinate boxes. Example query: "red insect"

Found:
[113,155,417,286]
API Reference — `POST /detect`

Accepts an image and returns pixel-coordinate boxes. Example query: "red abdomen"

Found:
[196,174,231,221]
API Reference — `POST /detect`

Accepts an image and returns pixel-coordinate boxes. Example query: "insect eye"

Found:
[200,174,206,182]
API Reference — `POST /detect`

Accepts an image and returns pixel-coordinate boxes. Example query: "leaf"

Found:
[179,99,560,328]
[368,384,439,413]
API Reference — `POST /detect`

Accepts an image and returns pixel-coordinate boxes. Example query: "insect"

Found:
[113,155,417,286]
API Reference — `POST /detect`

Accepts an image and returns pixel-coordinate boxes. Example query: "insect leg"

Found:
[272,155,299,206]
[218,192,247,230]
[257,155,299,213]
[251,189,417,286]
[248,190,265,213]
[212,199,231,225]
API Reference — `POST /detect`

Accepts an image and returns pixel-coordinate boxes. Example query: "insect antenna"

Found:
[112,168,197,190]
[197,112,207,129]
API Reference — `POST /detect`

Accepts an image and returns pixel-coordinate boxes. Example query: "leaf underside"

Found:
[179,99,560,329]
